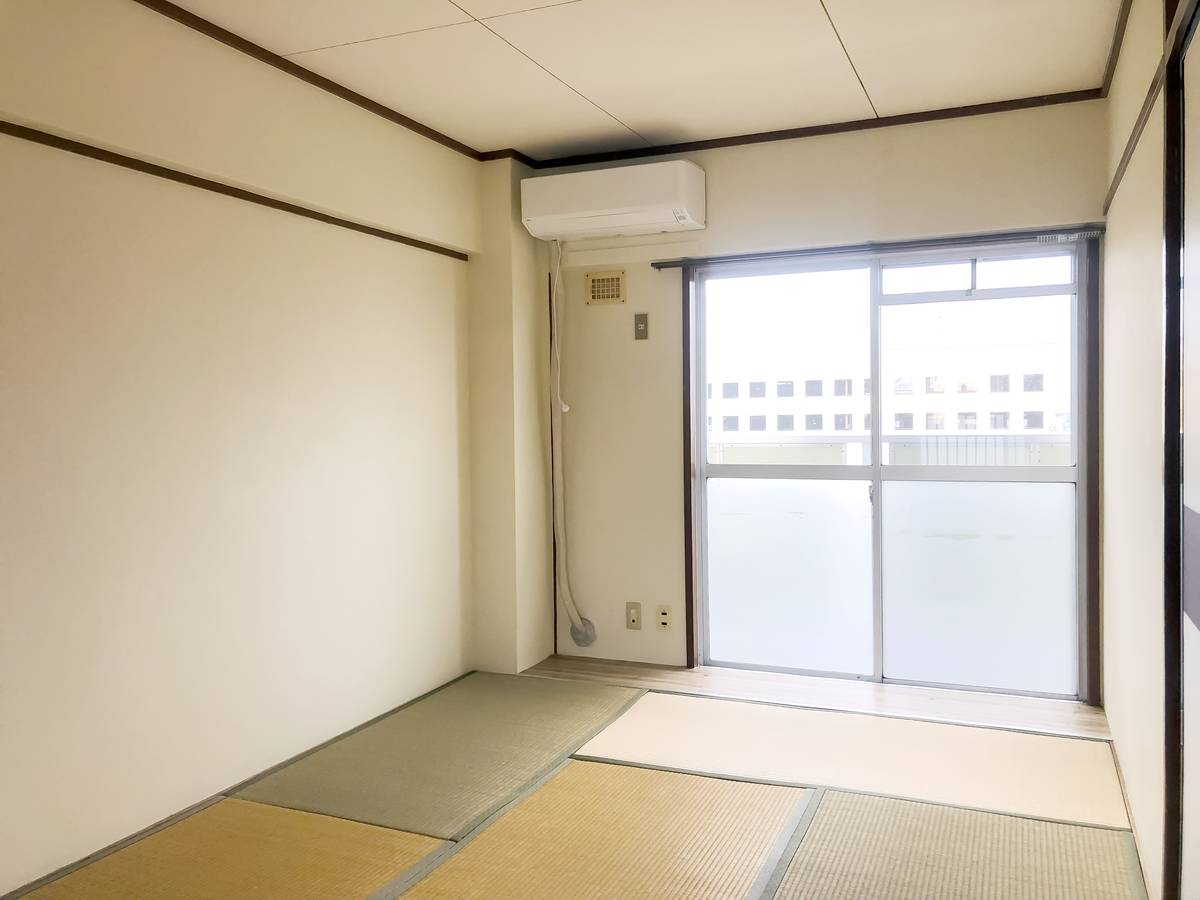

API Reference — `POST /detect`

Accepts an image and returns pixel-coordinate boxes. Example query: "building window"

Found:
[722,416,738,431]
[958,412,977,430]
[722,382,738,399]
[749,415,766,431]
[864,413,871,430]
[926,412,945,430]
[707,416,712,431]
[806,414,823,431]
[707,383,713,399]
[894,413,913,430]
[864,378,872,395]
[957,377,977,394]
[894,376,912,395]
[1024,373,1044,392]
[1024,411,1044,429]
[990,374,1010,393]
[925,376,944,394]
[805,379,823,397]
[777,381,794,397]
[777,414,794,431]
[834,378,852,396]
[835,414,852,431]
[749,381,766,398]
[990,411,1010,429]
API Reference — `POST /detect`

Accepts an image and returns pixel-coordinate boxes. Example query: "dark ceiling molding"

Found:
[1103,0,1198,213]
[528,89,1102,170]
[0,119,469,261]
[1101,0,1135,97]
[1103,63,1165,214]
[130,0,1108,175]
[478,147,541,168]
[129,0,482,160]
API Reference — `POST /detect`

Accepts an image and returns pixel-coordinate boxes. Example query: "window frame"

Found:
[689,238,1093,700]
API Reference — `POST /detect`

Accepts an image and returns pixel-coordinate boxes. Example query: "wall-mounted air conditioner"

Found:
[520,160,705,241]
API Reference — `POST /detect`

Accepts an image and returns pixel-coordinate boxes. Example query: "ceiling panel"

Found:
[174,0,470,55]
[824,0,1122,117]
[454,0,583,19]
[290,22,647,157]
[488,0,876,145]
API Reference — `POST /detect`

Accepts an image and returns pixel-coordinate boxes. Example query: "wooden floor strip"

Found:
[523,655,1111,740]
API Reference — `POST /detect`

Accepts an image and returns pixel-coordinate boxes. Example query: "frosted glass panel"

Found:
[707,479,873,675]
[882,481,1077,694]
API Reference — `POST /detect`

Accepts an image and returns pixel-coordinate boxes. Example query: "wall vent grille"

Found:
[586,270,626,305]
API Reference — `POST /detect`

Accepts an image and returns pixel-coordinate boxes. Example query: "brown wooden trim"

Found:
[1103,63,1165,214]
[1163,47,1184,900]
[1162,2,1200,894]
[681,267,698,669]
[1102,0,1135,97]
[0,120,468,261]
[129,0,482,160]
[1104,0,1200,214]
[131,0,1111,174]
[129,0,1108,173]
[528,90,1102,170]
[1169,0,1184,36]
[479,147,541,168]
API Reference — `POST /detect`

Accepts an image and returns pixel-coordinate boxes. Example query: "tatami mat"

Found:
[577,692,1128,828]
[27,798,443,899]
[237,672,641,839]
[402,759,812,900]
[774,791,1145,900]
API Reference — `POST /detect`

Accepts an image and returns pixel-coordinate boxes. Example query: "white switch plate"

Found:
[656,605,671,631]
[625,601,642,630]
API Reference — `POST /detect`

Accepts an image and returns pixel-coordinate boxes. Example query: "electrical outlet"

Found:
[656,605,671,631]
[625,601,642,630]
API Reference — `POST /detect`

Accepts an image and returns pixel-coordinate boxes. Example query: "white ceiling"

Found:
[177,0,1124,160]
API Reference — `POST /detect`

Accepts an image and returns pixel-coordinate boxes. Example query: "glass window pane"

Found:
[882,261,971,294]
[705,269,871,465]
[707,479,874,674]
[880,295,1073,465]
[882,481,1077,694]
[976,254,1072,289]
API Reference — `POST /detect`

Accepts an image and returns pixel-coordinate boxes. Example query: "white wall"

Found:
[1107,0,1164,181]
[468,159,554,674]
[552,100,1108,664]
[1102,100,1165,900]
[0,0,481,252]
[0,1,490,893]
[0,135,472,893]
[1101,1,1167,896]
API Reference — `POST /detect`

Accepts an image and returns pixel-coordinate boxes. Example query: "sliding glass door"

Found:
[703,265,874,676]
[697,241,1088,697]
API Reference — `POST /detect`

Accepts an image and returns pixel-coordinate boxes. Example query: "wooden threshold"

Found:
[522,655,1111,741]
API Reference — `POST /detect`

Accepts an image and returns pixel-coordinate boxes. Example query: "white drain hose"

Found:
[550,239,595,646]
